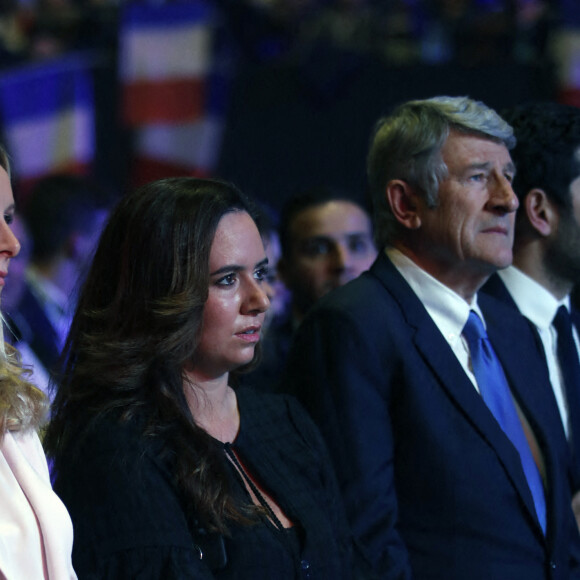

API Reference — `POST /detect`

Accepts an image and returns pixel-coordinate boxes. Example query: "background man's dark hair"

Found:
[502,102,580,210]
[278,185,371,260]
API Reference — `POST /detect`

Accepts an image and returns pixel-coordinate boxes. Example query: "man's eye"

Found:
[348,237,371,254]
[301,239,332,256]
[4,213,13,225]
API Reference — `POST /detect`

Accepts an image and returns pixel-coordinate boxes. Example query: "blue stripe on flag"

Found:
[121,3,212,30]
[0,55,94,125]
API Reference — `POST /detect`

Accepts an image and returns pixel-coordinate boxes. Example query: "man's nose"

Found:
[330,243,350,271]
[490,176,519,214]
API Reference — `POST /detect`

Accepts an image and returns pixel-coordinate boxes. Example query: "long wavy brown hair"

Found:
[44,177,263,533]
[0,145,48,437]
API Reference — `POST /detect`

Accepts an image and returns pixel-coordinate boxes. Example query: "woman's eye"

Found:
[217,273,236,286]
[4,213,13,225]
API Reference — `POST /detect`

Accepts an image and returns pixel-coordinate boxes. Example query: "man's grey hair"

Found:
[367,96,515,249]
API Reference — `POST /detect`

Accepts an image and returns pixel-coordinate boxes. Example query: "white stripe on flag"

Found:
[120,25,212,82]
[7,106,94,177]
[135,118,224,172]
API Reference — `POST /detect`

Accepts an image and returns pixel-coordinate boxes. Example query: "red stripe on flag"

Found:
[123,79,205,125]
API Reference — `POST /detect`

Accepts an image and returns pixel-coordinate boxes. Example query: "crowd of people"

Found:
[0,0,558,70]
[2,93,580,580]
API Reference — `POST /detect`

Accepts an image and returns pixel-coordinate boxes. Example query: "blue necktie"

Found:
[463,311,547,534]
[553,305,580,468]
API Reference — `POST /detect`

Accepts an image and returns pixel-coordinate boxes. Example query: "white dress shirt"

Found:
[387,247,483,390]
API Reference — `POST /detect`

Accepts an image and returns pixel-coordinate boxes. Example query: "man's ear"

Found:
[385,180,422,230]
[525,189,555,237]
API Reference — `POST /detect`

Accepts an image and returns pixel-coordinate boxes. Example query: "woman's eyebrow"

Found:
[210,264,244,276]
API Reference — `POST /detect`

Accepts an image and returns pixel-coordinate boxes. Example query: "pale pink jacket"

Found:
[0,429,76,579]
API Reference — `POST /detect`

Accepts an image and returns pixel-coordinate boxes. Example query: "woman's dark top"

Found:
[52,387,353,579]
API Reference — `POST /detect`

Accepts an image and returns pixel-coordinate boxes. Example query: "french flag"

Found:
[119,2,226,187]
[0,54,95,192]
[120,3,213,126]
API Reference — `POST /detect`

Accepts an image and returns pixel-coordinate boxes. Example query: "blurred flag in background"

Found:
[119,2,227,187]
[0,54,95,197]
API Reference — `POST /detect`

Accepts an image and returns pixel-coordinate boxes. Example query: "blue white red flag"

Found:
[120,2,214,126]
[0,54,95,189]
[119,2,227,187]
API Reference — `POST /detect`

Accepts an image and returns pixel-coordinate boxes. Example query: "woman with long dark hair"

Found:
[45,177,353,579]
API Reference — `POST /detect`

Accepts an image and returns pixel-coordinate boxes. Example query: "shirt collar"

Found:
[497,266,569,329]
[386,247,483,341]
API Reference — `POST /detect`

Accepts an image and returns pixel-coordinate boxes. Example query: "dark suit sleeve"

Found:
[282,306,412,580]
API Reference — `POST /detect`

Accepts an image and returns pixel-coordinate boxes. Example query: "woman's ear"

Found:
[385,180,422,230]
[525,188,555,238]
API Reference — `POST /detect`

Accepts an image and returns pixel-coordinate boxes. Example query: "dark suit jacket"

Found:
[482,272,580,493]
[282,253,580,580]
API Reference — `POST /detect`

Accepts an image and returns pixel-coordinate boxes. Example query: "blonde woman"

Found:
[0,146,76,580]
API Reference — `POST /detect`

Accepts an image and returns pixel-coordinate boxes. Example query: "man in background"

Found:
[246,186,376,392]
[482,102,580,520]
[18,173,110,374]
[277,186,376,325]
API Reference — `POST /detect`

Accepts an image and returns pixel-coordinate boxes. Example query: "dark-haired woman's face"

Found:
[193,211,270,380]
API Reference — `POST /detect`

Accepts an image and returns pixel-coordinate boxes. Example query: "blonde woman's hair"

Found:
[0,146,48,437]
[0,333,49,435]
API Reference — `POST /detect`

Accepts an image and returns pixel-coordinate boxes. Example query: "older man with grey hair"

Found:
[283,96,580,580]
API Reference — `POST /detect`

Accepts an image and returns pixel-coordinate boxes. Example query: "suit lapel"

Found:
[482,273,519,309]
[483,273,547,357]
[564,309,580,488]
[416,318,542,531]
[370,255,544,532]
[483,294,569,533]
